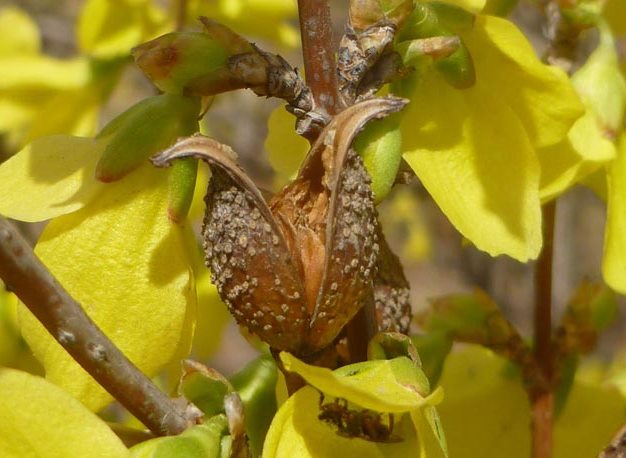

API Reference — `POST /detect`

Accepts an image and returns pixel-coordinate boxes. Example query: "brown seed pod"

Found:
[373,228,412,334]
[152,97,407,356]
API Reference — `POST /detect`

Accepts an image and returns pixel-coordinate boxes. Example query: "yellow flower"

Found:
[0,7,99,146]
[394,1,584,261]
[0,368,129,457]
[264,352,447,458]
[437,345,625,457]
[0,94,202,410]
[188,0,300,48]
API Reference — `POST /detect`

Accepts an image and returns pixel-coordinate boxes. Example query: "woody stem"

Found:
[297,0,339,116]
[0,217,200,436]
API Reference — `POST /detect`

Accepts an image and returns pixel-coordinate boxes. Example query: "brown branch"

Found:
[531,200,557,458]
[297,0,338,116]
[174,0,187,31]
[0,216,201,436]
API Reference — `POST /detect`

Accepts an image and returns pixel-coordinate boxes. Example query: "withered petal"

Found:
[152,135,308,353]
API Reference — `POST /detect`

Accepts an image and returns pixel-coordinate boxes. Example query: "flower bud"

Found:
[167,158,198,224]
[132,30,251,95]
[354,114,402,204]
[398,2,476,88]
[95,94,199,182]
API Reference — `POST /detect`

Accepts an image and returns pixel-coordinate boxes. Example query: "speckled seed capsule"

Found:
[152,97,408,357]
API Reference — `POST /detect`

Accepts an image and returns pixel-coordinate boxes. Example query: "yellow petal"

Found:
[398,73,542,261]
[265,105,308,190]
[0,56,89,90]
[603,134,626,294]
[465,15,584,149]
[78,0,168,58]
[263,385,424,458]
[0,89,44,134]
[0,7,40,55]
[24,88,100,141]
[437,345,624,457]
[0,368,129,458]
[0,135,105,222]
[191,0,299,48]
[18,164,196,411]
[280,353,441,413]
[539,109,616,202]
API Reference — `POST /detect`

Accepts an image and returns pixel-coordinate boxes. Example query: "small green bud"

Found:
[398,2,474,42]
[354,114,403,204]
[434,42,476,89]
[349,0,416,30]
[368,331,422,365]
[179,360,233,417]
[132,29,252,95]
[167,158,198,224]
[397,2,476,89]
[95,94,199,182]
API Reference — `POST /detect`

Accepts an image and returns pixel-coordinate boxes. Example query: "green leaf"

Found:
[281,353,437,412]
[0,368,129,458]
[230,356,278,457]
[18,165,197,411]
[130,415,228,458]
[0,135,106,222]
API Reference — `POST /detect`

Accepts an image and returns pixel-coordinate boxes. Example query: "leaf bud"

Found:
[398,2,474,42]
[434,43,476,89]
[354,114,403,204]
[167,158,198,224]
[132,30,251,95]
[95,94,199,182]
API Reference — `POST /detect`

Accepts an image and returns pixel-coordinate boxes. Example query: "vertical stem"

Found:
[297,0,338,115]
[174,0,187,31]
[531,200,556,458]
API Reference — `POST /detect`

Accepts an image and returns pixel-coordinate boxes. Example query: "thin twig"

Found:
[297,0,338,116]
[531,200,556,458]
[0,216,201,436]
